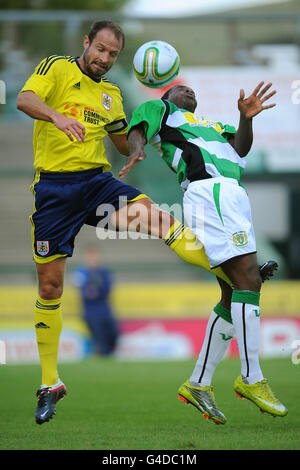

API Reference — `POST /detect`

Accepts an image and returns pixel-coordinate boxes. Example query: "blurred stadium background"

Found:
[0,0,300,365]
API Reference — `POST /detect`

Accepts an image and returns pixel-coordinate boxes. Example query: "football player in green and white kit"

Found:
[119,82,287,424]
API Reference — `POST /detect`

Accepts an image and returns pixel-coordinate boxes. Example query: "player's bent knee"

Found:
[35,257,66,300]
[245,265,262,292]
[234,273,262,293]
[251,275,262,293]
[38,281,63,300]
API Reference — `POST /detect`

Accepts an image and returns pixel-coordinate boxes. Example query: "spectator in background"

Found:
[73,246,119,357]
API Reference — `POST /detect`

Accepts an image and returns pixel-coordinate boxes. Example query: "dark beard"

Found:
[82,51,104,80]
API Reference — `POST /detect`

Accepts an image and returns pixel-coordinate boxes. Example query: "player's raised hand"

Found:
[238,81,276,120]
[52,114,86,142]
[119,150,147,179]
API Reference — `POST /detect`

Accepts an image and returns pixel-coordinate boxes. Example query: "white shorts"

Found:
[183,177,256,268]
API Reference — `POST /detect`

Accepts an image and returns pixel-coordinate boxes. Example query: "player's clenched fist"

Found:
[51,114,86,142]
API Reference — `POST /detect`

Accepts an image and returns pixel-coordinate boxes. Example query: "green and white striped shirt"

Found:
[128,99,245,190]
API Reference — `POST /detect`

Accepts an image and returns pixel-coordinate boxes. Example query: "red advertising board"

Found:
[116,317,300,360]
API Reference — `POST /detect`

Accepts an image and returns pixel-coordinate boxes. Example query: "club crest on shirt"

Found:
[102,92,112,110]
[233,231,248,247]
[36,240,49,256]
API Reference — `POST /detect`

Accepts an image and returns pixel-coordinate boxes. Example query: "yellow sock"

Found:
[34,296,63,386]
[164,221,232,286]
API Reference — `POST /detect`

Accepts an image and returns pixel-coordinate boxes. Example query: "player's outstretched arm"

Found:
[230,81,276,157]
[16,90,86,142]
[119,124,147,179]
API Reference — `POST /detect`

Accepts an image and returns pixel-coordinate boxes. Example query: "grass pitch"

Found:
[0,357,299,451]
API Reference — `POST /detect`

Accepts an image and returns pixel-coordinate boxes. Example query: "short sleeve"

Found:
[128,100,167,143]
[19,55,60,101]
[217,122,236,142]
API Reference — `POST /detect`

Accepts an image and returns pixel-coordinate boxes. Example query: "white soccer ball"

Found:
[133,40,180,89]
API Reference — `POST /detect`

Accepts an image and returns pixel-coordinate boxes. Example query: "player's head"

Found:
[84,245,101,268]
[162,85,197,113]
[82,21,125,80]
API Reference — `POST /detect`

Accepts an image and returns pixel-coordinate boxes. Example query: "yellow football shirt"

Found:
[20,55,128,173]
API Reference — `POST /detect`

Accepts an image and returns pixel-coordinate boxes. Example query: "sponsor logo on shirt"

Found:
[63,102,82,118]
[184,113,223,133]
[84,107,109,125]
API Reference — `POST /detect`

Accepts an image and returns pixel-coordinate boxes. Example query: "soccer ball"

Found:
[133,40,180,89]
